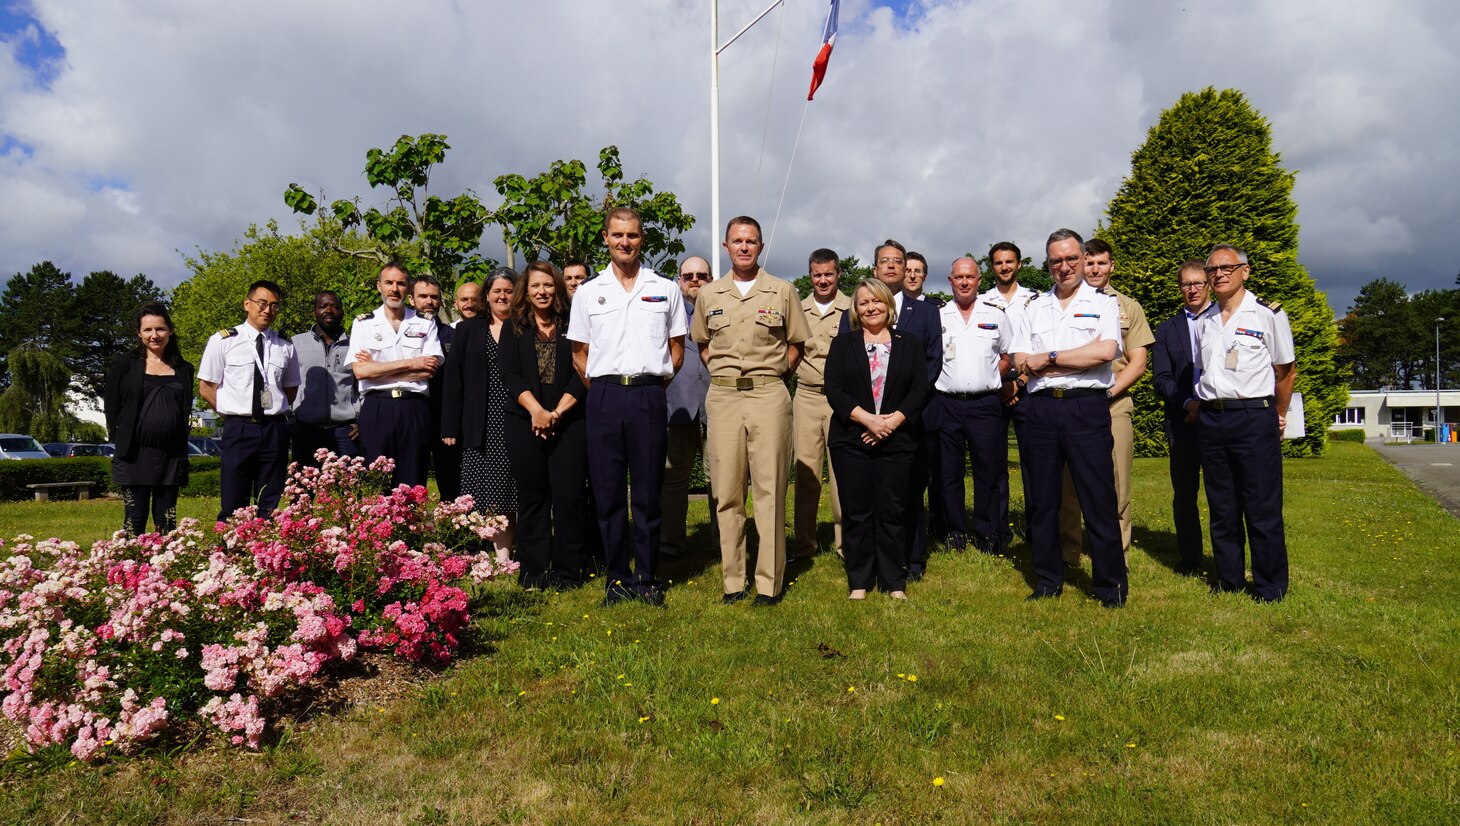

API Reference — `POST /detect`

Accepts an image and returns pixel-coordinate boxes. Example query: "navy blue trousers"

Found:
[586,382,667,596]
[1198,405,1288,599]
[936,392,1007,545]
[292,421,358,468]
[219,416,289,521]
[1164,417,1203,568]
[1020,393,1128,602]
[360,395,431,489]
[997,391,1028,544]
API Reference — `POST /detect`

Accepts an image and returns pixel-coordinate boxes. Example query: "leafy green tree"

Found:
[493,145,694,272]
[172,219,385,370]
[1337,279,1414,389]
[1099,87,1345,457]
[1403,289,1460,389]
[285,133,494,293]
[0,261,78,387]
[0,344,73,440]
[973,252,1052,294]
[70,270,165,400]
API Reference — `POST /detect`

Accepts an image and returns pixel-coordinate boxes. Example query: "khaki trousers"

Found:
[792,386,842,557]
[707,382,792,596]
[1060,394,1134,561]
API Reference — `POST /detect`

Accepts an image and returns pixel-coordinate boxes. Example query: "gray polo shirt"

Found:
[290,325,360,425]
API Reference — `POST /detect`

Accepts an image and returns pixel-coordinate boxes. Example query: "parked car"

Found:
[188,441,209,458]
[188,436,221,457]
[0,434,51,460]
[43,442,109,458]
[97,443,116,457]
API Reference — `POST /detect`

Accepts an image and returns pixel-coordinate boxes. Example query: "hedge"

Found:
[1328,429,1367,443]
[0,457,224,501]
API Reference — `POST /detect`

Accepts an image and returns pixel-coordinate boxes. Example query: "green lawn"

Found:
[1,442,1457,824]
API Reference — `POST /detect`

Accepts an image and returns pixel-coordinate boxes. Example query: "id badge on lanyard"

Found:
[252,337,273,409]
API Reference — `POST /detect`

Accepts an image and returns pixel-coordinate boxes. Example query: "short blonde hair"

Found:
[849,278,897,330]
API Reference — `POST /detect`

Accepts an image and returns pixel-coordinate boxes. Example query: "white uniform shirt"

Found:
[936,298,1010,394]
[1010,282,1123,393]
[566,266,686,378]
[198,324,301,416]
[347,305,443,395]
[980,284,1038,313]
[1194,290,1295,401]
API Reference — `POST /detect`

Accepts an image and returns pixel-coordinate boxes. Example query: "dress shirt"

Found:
[796,291,852,389]
[347,305,443,395]
[1194,291,1295,401]
[1010,282,1123,393]
[1185,302,1215,392]
[565,266,685,378]
[198,323,300,416]
[980,284,1038,314]
[291,325,359,425]
[935,298,1011,394]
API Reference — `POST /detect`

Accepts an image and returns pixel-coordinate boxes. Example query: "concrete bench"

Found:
[26,481,99,502]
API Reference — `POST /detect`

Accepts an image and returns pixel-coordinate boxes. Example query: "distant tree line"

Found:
[1337,275,1460,390]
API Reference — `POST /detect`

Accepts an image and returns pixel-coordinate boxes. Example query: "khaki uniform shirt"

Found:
[795,291,852,389]
[690,268,811,377]
[1106,287,1155,374]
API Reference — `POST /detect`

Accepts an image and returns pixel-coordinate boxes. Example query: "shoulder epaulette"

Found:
[1023,292,1041,306]
[1094,286,1110,295]
[218,328,237,338]
[355,311,374,321]
[1256,296,1282,313]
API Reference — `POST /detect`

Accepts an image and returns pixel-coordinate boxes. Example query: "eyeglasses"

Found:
[1048,255,1082,269]
[680,272,711,282]
[1179,282,1208,292]
[876,257,905,265]
[248,299,281,312]
[1203,263,1248,277]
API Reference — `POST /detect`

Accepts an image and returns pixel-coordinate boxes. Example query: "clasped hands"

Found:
[854,409,903,446]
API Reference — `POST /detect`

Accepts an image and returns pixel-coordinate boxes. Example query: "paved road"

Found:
[1371,442,1460,519]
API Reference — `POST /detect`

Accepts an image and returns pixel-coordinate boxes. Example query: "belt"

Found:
[938,388,1000,400]
[797,382,825,394]
[1201,397,1274,411]
[710,376,780,390]
[366,389,427,400]
[597,374,663,386]
[223,413,287,424]
[1031,388,1105,399]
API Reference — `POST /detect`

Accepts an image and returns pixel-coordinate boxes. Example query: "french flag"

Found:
[806,0,840,100]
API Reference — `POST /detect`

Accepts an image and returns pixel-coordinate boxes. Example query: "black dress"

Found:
[112,373,190,487]
[459,327,519,514]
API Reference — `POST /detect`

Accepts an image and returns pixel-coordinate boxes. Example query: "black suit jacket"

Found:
[497,319,585,422]
[838,295,943,384]
[1152,310,1196,419]
[824,329,929,454]
[440,317,508,449]
[103,353,196,460]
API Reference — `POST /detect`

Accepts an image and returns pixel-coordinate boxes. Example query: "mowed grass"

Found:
[1,442,1457,824]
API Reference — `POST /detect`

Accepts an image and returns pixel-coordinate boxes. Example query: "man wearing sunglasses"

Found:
[198,279,301,522]
[661,256,714,559]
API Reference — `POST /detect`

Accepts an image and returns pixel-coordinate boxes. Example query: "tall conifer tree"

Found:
[1100,87,1344,457]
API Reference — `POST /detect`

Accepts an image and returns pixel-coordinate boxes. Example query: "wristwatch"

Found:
[1048,350,1059,365]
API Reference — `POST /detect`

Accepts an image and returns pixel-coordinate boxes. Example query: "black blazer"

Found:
[103,353,196,460]
[839,295,943,383]
[497,319,585,422]
[824,329,929,454]
[440,317,508,449]
[1152,310,1196,419]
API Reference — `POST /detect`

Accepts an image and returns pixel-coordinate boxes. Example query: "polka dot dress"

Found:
[460,326,518,515]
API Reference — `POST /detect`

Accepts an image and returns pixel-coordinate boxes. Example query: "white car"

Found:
[0,434,51,460]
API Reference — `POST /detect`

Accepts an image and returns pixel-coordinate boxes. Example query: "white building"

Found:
[1332,389,1460,441]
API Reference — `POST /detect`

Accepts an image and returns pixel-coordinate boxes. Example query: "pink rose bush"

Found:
[0,451,512,761]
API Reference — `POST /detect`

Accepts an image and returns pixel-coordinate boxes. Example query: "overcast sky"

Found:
[2,0,1458,316]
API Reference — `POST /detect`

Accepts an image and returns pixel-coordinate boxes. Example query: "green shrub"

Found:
[182,469,220,498]
[1328,429,1367,443]
[0,458,110,501]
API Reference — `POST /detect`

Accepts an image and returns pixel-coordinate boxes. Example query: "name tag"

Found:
[708,308,725,317]
[1236,328,1264,339]
[641,295,668,303]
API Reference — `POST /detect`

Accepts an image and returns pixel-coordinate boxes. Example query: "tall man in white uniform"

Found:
[1187,244,1296,602]
[568,207,686,606]
[1011,229,1128,607]
[981,241,1038,548]
[349,261,443,489]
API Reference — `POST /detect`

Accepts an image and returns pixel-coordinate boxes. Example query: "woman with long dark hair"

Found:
[498,261,589,589]
[103,302,195,535]
[442,267,519,562]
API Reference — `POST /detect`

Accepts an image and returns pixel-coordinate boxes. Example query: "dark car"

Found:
[189,437,221,457]
[43,442,109,458]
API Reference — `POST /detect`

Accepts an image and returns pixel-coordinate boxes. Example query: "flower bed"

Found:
[0,452,512,761]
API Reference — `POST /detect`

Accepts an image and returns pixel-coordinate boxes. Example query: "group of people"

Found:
[101,207,1297,608]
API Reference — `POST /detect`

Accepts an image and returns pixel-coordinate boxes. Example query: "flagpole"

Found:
[710,0,721,281]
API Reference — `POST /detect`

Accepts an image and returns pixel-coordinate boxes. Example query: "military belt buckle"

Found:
[388,389,406,399]
[735,377,754,391]
[1051,388,1067,399]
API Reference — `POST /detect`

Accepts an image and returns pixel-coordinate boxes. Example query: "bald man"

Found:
[661,255,714,557]
[452,281,481,326]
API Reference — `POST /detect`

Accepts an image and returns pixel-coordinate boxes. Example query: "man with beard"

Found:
[350,261,444,488]
[451,280,481,326]
[290,290,360,468]
[411,274,460,502]
[980,241,1038,550]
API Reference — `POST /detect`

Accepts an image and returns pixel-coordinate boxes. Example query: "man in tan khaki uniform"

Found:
[1060,238,1155,562]
[691,215,811,605]
[793,248,851,559]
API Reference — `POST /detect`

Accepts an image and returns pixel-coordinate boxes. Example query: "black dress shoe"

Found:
[603,589,633,607]
[1174,562,1201,578]
[1025,589,1062,602]
[752,593,782,606]
[946,533,969,553]
[641,589,666,607]
[906,567,925,582]
[721,590,748,605]
[1099,596,1126,609]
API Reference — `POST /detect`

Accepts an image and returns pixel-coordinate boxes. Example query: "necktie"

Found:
[251,334,265,418]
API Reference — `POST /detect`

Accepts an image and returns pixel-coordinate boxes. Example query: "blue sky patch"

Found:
[0,4,66,88]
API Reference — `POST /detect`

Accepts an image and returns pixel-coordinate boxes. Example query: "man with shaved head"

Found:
[452,281,481,326]
[661,255,714,558]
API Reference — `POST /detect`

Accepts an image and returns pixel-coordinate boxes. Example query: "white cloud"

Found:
[0,0,1455,313]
